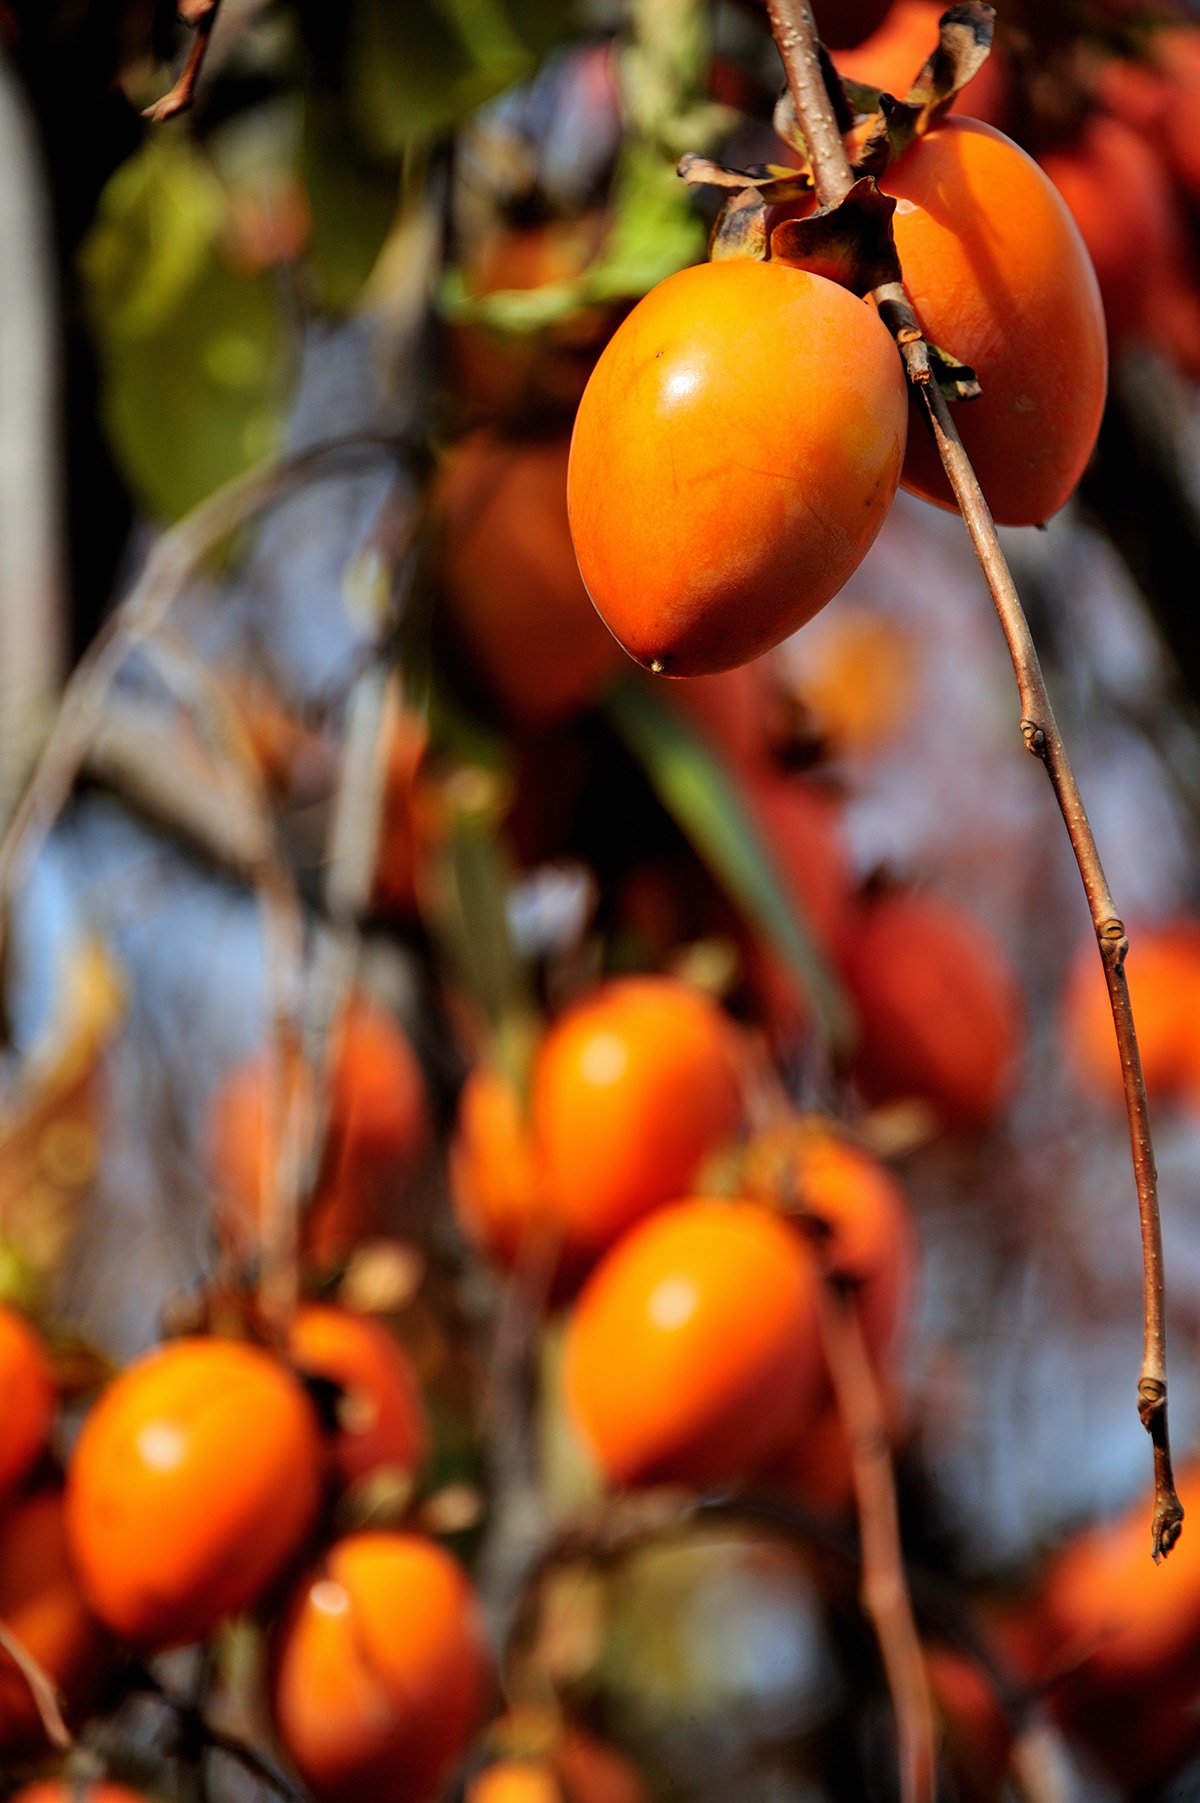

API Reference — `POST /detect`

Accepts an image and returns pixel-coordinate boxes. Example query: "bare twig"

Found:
[1008,1714,1074,1803]
[763,0,1182,1562]
[816,1283,936,1803]
[143,1,224,124]
[130,1663,309,1803]
[0,1617,72,1750]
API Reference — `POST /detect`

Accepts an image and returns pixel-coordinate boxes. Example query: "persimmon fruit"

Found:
[530,976,744,1265]
[271,1530,489,1803]
[65,1336,322,1649]
[450,1064,548,1270]
[0,1490,112,1753]
[469,1763,563,1803]
[436,432,624,728]
[10,1787,147,1803]
[842,888,1023,1132]
[878,118,1107,526]
[1061,920,1200,1108]
[209,992,429,1267]
[287,1303,427,1496]
[568,259,908,676]
[563,1197,822,1486]
[0,1304,53,1502]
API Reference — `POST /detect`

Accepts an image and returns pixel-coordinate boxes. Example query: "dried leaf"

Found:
[928,338,982,401]
[710,189,769,262]
[852,95,923,176]
[770,176,901,297]
[905,2,996,124]
[773,89,807,158]
[678,152,813,205]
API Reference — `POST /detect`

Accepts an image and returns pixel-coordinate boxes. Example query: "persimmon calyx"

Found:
[850,2,998,175]
[771,176,902,297]
[678,154,814,263]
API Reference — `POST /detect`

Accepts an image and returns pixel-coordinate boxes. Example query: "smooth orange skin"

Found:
[1062,921,1200,1108]
[0,1491,113,1753]
[531,977,744,1264]
[0,1305,53,1503]
[1040,115,1200,382]
[880,119,1107,527]
[469,1763,562,1803]
[210,994,430,1267]
[287,1304,427,1494]
[563,1198,823,1487]
[1030,1462,1200,1786]
[843,890,1023,1133]
[450,1065,550,1269]
[833,0,1007,122]
[568,260,907,676]
[11,1787,147,1803]
[436,432,624,728]
[271,1531,490,1803]
[65,1337,322,1650]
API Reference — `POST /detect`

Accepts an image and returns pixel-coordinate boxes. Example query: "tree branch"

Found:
[763,0,1183,1563]
[0,1617,72,1750]
[143,1,224,124]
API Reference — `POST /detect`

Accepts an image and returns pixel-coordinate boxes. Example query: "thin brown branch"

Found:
[816,1282,936,1803]
[0,1617,72,1750]
[143,1,223,124]
[1008,1714,1073,1803]
[763,0,1183,1562]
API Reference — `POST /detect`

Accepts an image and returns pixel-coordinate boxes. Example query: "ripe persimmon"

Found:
[10,1787,147,1803]
[469,1763,562,1803]
[878,119,1107,527]
[450,1064,549,1269]
[1030,1462,1200,1787]
[1061,921,1200,1108]
[65,1336,322,1649]
[1096,28,1200,208]
[842,889,1023,1132]
[473,1715,649,1803]
[923,1643,1013,1803]
[530,977,744,1264]
[271,1530,490,1803]
[436,432,624,728]
[0,1491,112,1753]
[562,1197,822,1486]
[568,260,908,676]
[209,992,429,1268]
[0,1305,53,1503]
[1039,115,1200,379]
[287,1303,427,1495]
[833,0,1007,123]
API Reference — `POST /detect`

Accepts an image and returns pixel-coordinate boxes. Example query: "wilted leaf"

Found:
[0,942,123,1286]
[710,188,768,262]
[905,2,996,123]
[607,681,854,1057]
[770,176,901,297]
[928,338,982,401]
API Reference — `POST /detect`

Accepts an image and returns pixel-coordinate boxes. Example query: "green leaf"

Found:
[303,97,403,313]
[80,132,288,521]
[346,0,533,159]
[607,679,855,1058]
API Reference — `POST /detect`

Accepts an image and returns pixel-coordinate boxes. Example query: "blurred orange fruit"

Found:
[287,1303,427,1495]
[435,432,624,729]
[271,1531,490,1803]
[878,119,1106,527]
[924,1643,1013,1803]
[210,993,430,1268]
[782,605,916,757]
[563,1197,822,1486]
[833,0,1007,122]
[530,977,744,1265]
[468,1762,562,1803]
[745,774,855,959]
[65,1336,322,1649]
[468,1734,648,1803]
[372,703,441,917]
[843,889,1023,1132]
[0,1305,53,1503]
[0,1490,112,1753]
[10,1786,147,1803]
[568,260,907,676]
[450,1064,549,1270]
[1061,921,1200,1108]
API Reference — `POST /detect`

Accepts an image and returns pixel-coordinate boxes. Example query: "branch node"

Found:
[1137,1375,1166,1428]
[1020,718,1047,759]
[1098,918,1129,968]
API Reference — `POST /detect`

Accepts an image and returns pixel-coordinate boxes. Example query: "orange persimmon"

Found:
[436,432,624,728]
[842,888,1023,1132]
[271,1531,490,1803]
[568,260,908,676]
[287,1304,427,1496]
[1061,920,1200,1108]
[878,119,1107,526]
[563,1197,823,1486]
[65,1336,322,1649]
[0,1491,113,1753]
[0,1304,53,1503]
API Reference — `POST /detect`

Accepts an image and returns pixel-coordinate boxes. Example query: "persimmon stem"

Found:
[764,0,1183,1562]
[816,1282,936,1803]
[0,1617,72,1750]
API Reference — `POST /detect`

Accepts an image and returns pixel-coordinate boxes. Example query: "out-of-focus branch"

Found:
[143,1,224,125]
[0,1618,71,1750]
[763,0,1182,1564]
[0,44,63,832]
[816,1282,936,1803]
